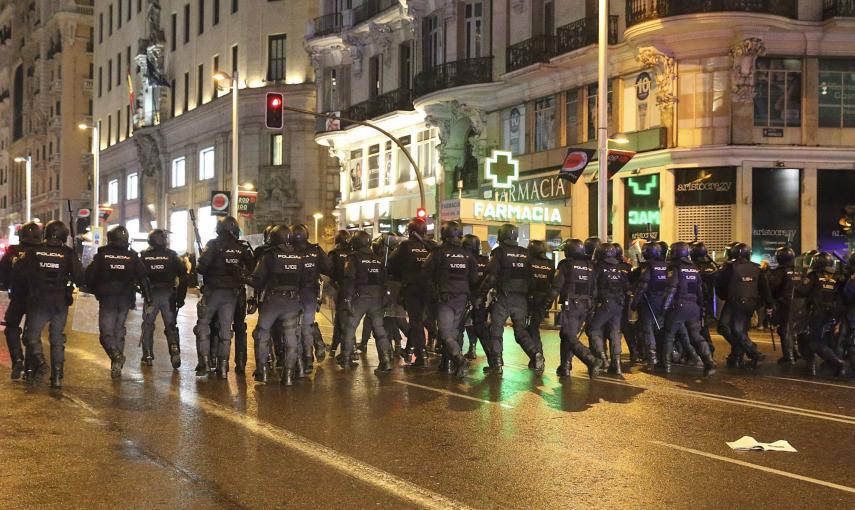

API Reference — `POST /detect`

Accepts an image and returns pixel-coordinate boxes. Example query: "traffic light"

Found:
[266,92,284,129]
[416,208,427,220]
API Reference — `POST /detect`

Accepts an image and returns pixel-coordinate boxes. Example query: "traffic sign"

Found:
[211,191,231,216]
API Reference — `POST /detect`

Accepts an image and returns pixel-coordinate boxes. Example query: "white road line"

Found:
[67,347,474,510]
[650,440,855,495]
[765,376,855,390]
[394,380,514,409]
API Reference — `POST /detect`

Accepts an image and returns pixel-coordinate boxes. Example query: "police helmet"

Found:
[148,229,168,249]
[18,221,42,245]
[262,224,276,245]
[725,242,741,261]
[497,223,519,244]
[351,230,371,250]
[670,241,692,263]
[462,234,481,256]
[44,220,69,243]
[528,240,549,259]
[108,225,130,248]
[642,242,662,262]
[734,243,751,262]
[775,246,795,266]
[292,224,310,247]
[407,218,427,238]
[613,242,624,261]
[690,242,709,263]
[583,237,601,258]
[597,243,619,264]
[334,229,351,247]
[216,216,240,238]
[563,239,586,260]
[440,221,463,242]
[657,241,669,259]
[810,252,835,274]
[269,224,292,246]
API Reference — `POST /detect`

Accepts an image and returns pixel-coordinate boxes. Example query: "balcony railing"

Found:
[626,0,798,27]
[353,0,399,26]
[313,12,343,37]
[506,34,556,73]
[346,87,414,122]
[414,57,493,98]
[824,0,855,18]
[505,17,618,74]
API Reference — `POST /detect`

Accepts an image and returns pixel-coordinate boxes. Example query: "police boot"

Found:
[110,349,125,379]
[465,342,477,360]
[141,347,154,367]
[313,329,327,362]
[253,365,269,384]
[25,353,48,384]
[437,353,450,373]
[483,356,503,375]
[608,359,622,376]
[453,353,468,379]
[168,341,181,370]
[582,354,604,378]
[533,351,546,375]
[777,354,796,366]
[209,354,219,373]
[295,357,306,378]
[216,358,229,379]
[646,349,658,371]
[302,355,314,375]
[556,349,572,377]
[336,350,358,368]
[281,367,295,386]
[10,356,25,380]
[234,352,247,375]
[375,351,393,374]
[808,357,818,377]
[410,349,428,368]
[700,352,717,377]
[747,351,766,370]
[50,363,64,389]
[195,356,210,376]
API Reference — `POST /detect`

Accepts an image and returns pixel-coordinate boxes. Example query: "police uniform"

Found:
[798,253,848,377]
[140,240,188,368]
[631,247,669,369]
[0,223,41,379]
[588,246,630,373]
[327,238,351,357]
[387,221,432,365]
[465,251,490,359]
[526,248,555,355]
[294,232,332,371]
[768,251,805,364]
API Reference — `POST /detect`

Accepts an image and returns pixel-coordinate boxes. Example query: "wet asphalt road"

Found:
[1,293,854,509]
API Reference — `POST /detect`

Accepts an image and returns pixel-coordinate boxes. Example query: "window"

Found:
[754,58,801,128]
[566,88,579,144]
[170,79,176,116]
[127,0,131,21]
[126,172,138,200]
[199,147,215,180]
[502,105,526,155]
[126,218,140,239]
[367,144,380,188]
[99,12,103,43]
[818,59,855,128]
[416,129,437,178]
[184,4,190,44]
[423,15,443,70]
[369,55,381,98]
[98,66,103,97]
[586,81,613,140]
[126,104,131,138]
[109,4,113,35]
[171,13,176,51]
[108,59,112,91]
[534,95,556,151]
[231,44,238,74]
[171,157,186,187]
[107,115,112,146]
[197,64,204,106]
[116,108,121,141]
[213,0,220,25]
[396,136,413,183]
[231,0,238,14]
[463,1,483,59]
[271,133,284,165]
[323,67,339,111]
[169,210,188,254]
[399,42,412,91]
[137,0,142,14]
[267,34,287,81]
[117,52,122,86]
[107,178,119,205]
[197,206,217,246]
[198,0,205,34]
[118,0,122,28]
[183,71,189,112]
[212,55,219,96]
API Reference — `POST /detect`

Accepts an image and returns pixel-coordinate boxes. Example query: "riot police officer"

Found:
[615,243,639,364]
[768,246,805,365]
[661,242,717,376]
[527,240,554,356]
[478,223,540,375]
[550,239,604,378]
[253,224,283,368]
[584,237,601,261]
[139,229,188,369]
[387,218,433,367]
[690,242,719,353]
[588,243,630,374]
[86,225,150,379]
[798,252,848,377]
[717,242,741,366]
[631,242,668,370]
[195,216,255,378]
[716,243,773,369]
[292,223,332,373]
[327,230,351,359]
[462,234,489,360]
[340,230,393,374]
[0,221,42,379]
[422,221,479,378]
[17,221,84,387]
[250,225,304,385]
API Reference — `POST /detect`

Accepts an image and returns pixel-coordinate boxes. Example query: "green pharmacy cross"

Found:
[485,150,520,189]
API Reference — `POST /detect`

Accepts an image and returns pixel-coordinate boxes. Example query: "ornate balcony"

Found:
[824,0,855,18]
[414,57,493,98]
[353,0,398,26]
[505,17,618,74]
[626,0,798,27]
[312,12,343,38]
[346,87,414,122]
[506,34,556,73]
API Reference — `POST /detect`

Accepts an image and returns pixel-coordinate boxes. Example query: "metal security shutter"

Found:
[676,204,734,257]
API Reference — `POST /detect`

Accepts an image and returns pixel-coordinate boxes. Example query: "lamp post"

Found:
[13,156,31,223]
[78,122,100,245]
[313,212,324,244]
[597,0,609,241]
[214,71,240,218]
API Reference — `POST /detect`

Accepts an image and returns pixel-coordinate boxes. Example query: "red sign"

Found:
[606,149,636,180]
[211,191,230,216]
[559,148,595,184]
[78,208,91,218]
[238,191,257,218]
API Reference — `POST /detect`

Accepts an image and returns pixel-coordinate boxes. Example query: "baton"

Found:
[767,309,777,352]
[642,293,662,332]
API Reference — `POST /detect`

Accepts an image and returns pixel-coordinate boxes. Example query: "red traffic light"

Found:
[416,208,427,219]
[266,92,284,129]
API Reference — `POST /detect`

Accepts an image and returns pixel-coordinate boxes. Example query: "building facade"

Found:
[0,0,95,242]
[93,0,338,254]
[309,0,855,260]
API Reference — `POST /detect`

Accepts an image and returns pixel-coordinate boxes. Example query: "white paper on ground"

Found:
[727,436,798,452]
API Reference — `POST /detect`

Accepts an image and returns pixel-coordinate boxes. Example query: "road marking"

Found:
[394,380,514,409]
[765,376,855,390]
[650,440,855,495]
[67,347,475,510]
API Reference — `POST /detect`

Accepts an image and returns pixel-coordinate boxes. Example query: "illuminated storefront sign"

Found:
[625,174,660,244]
[487,173,568,203]
[472,200,563,224]
[484,150,520,189]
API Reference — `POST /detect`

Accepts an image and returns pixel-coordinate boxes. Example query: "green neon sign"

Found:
[628,175,658,196]
[628,210,660,226]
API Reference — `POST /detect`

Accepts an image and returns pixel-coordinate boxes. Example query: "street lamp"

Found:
[214,71,240,217]
[597,0,609,241]
[78,122,100,245]
[312,212,324,244]
[13,156,31,222]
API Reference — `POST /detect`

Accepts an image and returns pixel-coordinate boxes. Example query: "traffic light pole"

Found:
[280,105,426,211]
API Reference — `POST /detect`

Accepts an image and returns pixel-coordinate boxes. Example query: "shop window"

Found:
[383,142,392,187]
[367,144,380,188]
[534,95,556,152]
[751,167,801,262]
[502,105,525,154]
[348,149,363,193]
[754,58,801,128]
[396,136,413,183]
[818,59,855,128]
